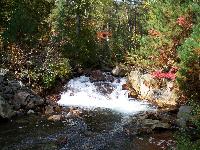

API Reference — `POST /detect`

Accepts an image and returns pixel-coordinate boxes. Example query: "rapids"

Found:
[58,74,154,114]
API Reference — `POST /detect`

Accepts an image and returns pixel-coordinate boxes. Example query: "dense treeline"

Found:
[0,0,144,89]
[0,0,199,93]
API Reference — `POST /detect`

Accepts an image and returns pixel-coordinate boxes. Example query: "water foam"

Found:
[58,75,152,114]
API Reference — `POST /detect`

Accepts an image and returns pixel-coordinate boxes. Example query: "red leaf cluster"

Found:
[97,31,112,40]
[176,16,192,29]
[151,67,178,80]
[148,29,160,37]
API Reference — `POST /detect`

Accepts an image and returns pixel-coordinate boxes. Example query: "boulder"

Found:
[142,119,170,129]
[0,74,44,119]
[13,91,30,108]
[13,91,44,110]
[8,80,22,92]
[27,109,35,114]
[2,86,14,100]
[45,105,54,115]
[0,75,4,84]
[26,94,44,109]
[0,96,15,118]
[48,115,62,121]
[89,70,106,82]
[112,64,128,77]
[177,105,192,127]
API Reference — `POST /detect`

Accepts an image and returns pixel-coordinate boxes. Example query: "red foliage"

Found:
[151,67,178,80]
[97,31,112,40]
[176,16,192,29]
[148,29,160,37]
[176,16,186,26]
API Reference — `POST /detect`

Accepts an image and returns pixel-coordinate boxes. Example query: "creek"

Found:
[0,72,176,149]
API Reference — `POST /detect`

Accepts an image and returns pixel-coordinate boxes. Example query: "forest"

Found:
[0,0,200,149]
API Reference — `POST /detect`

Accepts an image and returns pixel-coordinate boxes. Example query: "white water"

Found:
[58,75,153,114]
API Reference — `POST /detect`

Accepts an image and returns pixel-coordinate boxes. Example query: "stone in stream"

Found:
[124,112,172,136]
[89,70,106,82]
[48,115,62,121]
[65,108,82,119]
[112,64,128,77]
[27,109,35,114]
[45,105,54,115]
[128,89,138,99]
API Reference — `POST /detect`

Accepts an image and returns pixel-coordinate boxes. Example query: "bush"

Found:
[42,58,71,88]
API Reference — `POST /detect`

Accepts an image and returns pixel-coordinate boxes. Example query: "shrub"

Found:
[42,57,71,88]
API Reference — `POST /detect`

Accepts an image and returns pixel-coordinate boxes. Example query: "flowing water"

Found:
[58,74,152,114]
[0,73,175,150]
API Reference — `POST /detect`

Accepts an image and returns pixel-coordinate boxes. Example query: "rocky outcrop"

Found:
[0,73,44,119]
[128,70,179,107]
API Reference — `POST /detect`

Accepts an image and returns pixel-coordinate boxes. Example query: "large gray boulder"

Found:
[177,105,192,127]
[13,91,44,110]
[89,70,106,82]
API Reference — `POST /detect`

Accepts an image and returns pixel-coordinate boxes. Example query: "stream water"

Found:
[0,73,175,150]
[58,74,152,114]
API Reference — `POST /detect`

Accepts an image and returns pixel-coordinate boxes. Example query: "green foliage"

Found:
[176,130,200,150]
[42,58,71,88]
[48,0,115,68]
[2,0,53,43]
[176,9,200,99]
